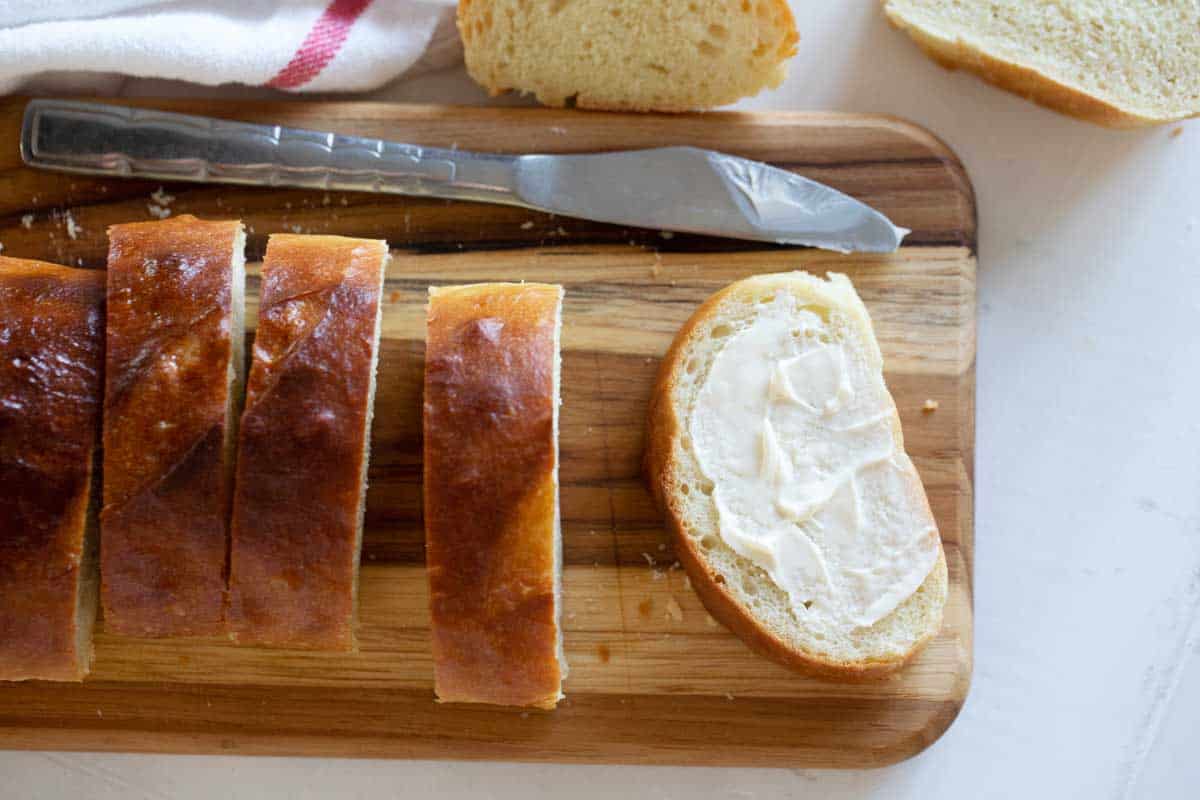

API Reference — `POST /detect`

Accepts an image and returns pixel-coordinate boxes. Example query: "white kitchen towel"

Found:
[0,0,461,95]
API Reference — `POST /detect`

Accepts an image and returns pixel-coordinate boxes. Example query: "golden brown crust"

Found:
[228,235,387,651]
[883,7,1197,128]
[644,278,945,680]
[101,215,243,638]
[0,258,105,681]
[424,283,564,709]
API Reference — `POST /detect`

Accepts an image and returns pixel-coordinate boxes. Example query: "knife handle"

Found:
[20,99,526,206]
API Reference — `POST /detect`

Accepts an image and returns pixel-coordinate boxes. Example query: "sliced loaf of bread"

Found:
[424,282,567,708]
[0,258,105,681]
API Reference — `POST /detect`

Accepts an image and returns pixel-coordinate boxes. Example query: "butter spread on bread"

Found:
[228,234,388,651]
[100,216,245,638]
[689,292,939,629]
[646,271,947,678]
[0,258,105,681]
[424,283,566,708]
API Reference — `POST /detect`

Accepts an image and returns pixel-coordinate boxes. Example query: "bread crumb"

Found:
[20,214,33,229]
[65,212,82,240]
[520,220,535,230]
[683,575,691,591]
[150,186,175,206]
[641,552,655,568]
[651,569,665,581]
[339,197,348,206]
[1171,127,1184,139]
[549,126,567,135]
[288,224,303,233]
[665,596,683,622]
[147,204,171,219]
[724,693,734,701]
[659,231,674,239]
[923,399,939,412]
[657,543,666,552]
[556,226,568,236]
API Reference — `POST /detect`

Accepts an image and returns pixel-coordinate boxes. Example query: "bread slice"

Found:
[424,282,567,708]
[101,216,245,638]
[883,0,1200,127]
[645,271,947,679]
[458,0,798,111]
[228,235,388,651]
[0,257,105,681]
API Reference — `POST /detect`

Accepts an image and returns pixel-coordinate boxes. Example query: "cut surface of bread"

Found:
[458,0,799,111]
[424,282,566,708]
[884,0,1200,127]
[0,257,105,681]
[228,235,388,651]
[645,271,947,679]
[100,215,245,638]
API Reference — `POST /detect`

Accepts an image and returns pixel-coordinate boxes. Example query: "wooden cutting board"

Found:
[0,97,975,768]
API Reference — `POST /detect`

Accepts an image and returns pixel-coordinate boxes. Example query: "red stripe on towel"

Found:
[266,0,373,90]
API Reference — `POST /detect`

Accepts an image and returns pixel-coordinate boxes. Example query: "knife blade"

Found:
[20,99,907,253]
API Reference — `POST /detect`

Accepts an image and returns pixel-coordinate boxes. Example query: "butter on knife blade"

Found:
[21,99,907,253]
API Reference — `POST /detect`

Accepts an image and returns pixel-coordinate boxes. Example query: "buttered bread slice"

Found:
[645,271,947,679]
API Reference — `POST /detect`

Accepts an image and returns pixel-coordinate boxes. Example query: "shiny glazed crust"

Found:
[0,258,105,681]
[424,283,564,708]
[228,235,387,651]
[101,216,243,638]
[644,275,946,680]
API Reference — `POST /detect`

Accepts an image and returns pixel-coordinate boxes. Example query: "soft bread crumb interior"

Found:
[885,0,1200,121]
[459,0,798,110]
[550,286,568,688]
[350,244,390,649]
[225,226,246,512]
[664,272,947,667]
[73,454,101,679]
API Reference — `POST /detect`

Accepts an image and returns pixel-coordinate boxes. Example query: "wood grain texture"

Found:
[0,97,975,767]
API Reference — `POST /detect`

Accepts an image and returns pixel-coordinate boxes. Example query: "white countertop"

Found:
[4,2,1198,797]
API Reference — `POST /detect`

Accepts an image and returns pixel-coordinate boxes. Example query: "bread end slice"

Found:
[645,271,947,679]
[883,0,1200,128]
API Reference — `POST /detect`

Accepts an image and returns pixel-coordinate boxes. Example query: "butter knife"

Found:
[20,99,907,253]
